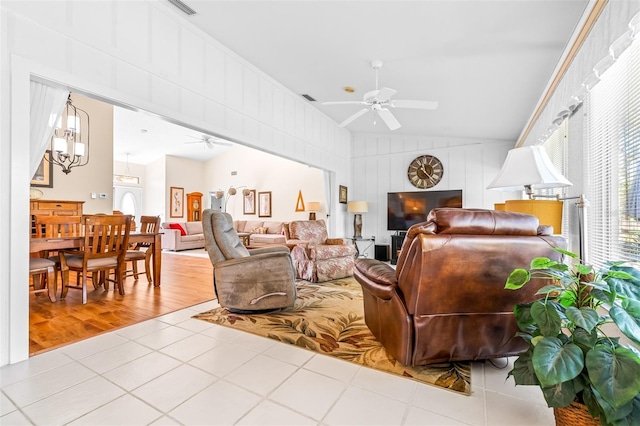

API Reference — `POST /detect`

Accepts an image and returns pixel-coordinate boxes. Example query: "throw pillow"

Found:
[168,223,186,236]
[252,226,267,234]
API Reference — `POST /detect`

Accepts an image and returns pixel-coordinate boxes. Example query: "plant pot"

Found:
[554,402,600,426]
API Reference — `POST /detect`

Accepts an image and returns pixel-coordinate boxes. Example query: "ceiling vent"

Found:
[301,94,316,102]
[167,0,197,16]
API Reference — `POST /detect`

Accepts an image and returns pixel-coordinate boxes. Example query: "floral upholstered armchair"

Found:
[287,220,356,282]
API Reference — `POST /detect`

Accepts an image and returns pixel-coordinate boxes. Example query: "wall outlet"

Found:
[99,193,108,199]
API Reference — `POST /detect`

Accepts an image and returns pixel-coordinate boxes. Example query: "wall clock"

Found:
[407,155,443,189]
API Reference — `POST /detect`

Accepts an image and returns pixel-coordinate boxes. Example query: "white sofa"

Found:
[233,220,286,246]
[160,221,205,251]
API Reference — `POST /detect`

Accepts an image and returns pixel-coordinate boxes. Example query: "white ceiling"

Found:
[113,107,234,164]
[114,0,591,163]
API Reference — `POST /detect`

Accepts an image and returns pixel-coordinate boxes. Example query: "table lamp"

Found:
[347,201,368,238]
[307,202,321,220]
[487,145,572,234]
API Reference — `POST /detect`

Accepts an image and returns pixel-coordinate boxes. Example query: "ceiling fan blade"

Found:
[322,101,367,106]
[377,108,401,131]
[390,99,439,110]
[376,87,397,101]
[339,108,369,127]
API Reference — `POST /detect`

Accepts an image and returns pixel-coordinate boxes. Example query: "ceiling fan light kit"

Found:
[323,59,438,131]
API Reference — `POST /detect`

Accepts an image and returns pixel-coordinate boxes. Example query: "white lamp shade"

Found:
[74,142,85,156]
[487,146,572,191]
[67,115,80,133]
[53,137,67,153]
[348,201,369,213]
[307,201,321,212]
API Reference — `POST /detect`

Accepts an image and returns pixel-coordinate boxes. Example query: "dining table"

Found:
[29,232,162,287]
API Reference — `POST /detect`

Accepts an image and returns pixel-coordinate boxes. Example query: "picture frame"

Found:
[30,151,53,188]
[243,189,256,215]
[339,185,348,204]
[170,186,184,218]
[258,191,272,217]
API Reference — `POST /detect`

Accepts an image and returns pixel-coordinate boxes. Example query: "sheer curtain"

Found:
[30,81,68,176]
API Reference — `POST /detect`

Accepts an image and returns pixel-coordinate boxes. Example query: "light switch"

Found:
[91,192,97,199]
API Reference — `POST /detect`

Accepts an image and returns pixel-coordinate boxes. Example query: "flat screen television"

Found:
[387,190,463,231]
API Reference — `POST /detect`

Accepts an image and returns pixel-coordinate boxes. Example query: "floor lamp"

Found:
[487,146,571,234]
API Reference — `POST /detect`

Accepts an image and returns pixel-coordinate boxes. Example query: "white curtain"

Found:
[30,81,68,176]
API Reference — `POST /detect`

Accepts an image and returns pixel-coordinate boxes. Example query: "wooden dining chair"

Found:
[59,214,131,304]
[33,215,83,239]
[33,215,83,285]
[29,258,57,302]
[123,215,160,283]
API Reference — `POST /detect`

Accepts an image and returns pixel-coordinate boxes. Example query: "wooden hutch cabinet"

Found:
[30,199,84,234]
[186,192,203,222]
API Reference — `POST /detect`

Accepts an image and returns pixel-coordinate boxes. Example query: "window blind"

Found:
[586,35,640,266]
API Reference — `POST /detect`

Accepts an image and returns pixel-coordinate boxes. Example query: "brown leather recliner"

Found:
[354,208,566,366]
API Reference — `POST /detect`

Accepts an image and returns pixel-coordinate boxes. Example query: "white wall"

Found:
[144,157,166,222]
[165,156,206,221]
[0,0,351,365]
[350,133,517,247]
[203,145,325,222]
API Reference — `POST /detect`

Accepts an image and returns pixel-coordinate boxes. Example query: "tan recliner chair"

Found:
[203,209,297,313]
[354,208,566,366]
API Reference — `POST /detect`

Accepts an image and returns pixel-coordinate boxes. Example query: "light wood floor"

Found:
[29,251,215,356]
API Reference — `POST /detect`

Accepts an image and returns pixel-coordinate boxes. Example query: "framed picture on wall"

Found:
[339,185,348,204]
[170,186,184,218]
[30,151,53,188]
[243,189,256,215]
[258,191,272,217]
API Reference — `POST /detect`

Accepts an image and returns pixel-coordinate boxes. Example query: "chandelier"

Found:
[49,94,90,174]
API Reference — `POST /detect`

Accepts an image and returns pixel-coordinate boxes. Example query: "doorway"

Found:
[113,186,142,224]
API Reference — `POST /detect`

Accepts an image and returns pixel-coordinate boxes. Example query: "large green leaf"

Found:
[591,386,635,424]
[552,247,579,259]
[541,380,580,407]
[576,263,594,275]
[509,350,539,386]
[604,265,640,300]
[532,337,584,387]
[531,301,562,337]
[610,305,640,346]
[531,257,553,269]
[586,345,640,408]
[506,269,530,290]
[572,327,598,351]
[513,303,537,334]
[566,306,599,332]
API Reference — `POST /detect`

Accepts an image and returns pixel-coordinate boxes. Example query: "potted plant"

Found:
[505,248,640,425]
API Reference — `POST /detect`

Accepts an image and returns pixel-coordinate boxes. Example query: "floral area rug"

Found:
[193,277,471,395]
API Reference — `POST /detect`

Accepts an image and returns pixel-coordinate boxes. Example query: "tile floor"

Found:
[1,300,554,425]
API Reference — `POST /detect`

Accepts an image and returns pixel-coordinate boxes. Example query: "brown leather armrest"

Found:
[354,259,398,300]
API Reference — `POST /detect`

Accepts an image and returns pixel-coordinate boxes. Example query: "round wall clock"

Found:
[407,155,444,189]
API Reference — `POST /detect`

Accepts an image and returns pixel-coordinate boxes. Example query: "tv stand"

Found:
[391,234,405,265]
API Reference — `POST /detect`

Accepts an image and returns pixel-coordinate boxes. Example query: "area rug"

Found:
[193,277,471,395]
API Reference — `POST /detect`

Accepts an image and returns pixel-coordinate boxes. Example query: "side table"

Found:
[351,236,375,258]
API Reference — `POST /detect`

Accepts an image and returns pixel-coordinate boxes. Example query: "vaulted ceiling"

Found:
[115,0,591,163]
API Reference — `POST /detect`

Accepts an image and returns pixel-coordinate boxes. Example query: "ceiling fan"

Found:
[322,60,438,131]
[183,135,233,150]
